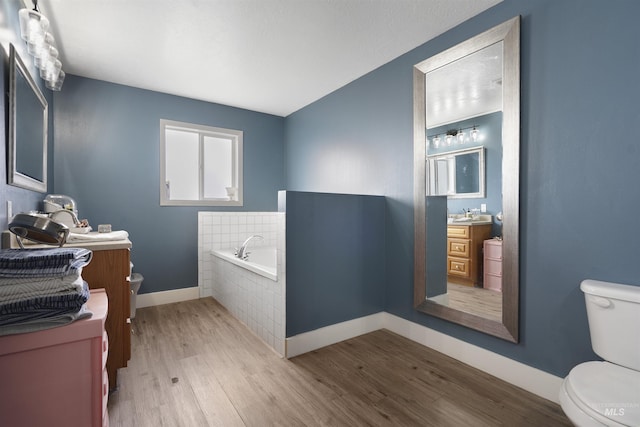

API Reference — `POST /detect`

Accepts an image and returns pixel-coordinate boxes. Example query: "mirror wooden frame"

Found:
[413,17,520,342]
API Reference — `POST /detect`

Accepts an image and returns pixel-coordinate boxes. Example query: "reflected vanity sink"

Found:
[447,215,492,225]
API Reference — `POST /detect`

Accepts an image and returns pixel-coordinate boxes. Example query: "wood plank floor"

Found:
[108,297,571,426]
[447,283,503,322]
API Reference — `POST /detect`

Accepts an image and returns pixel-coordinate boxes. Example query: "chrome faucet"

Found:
[235,234,263,260]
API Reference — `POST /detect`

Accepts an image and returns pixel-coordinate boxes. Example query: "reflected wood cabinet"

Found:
[447,224,492,287]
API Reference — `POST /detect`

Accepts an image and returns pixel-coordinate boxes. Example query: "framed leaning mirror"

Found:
[413,17,520,342]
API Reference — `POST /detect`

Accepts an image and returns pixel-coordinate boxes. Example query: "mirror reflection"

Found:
[427,146,486,198]
[425,42,503,321]
[8,44,48,193]
[413,17,520,342]
[425,41,504,321]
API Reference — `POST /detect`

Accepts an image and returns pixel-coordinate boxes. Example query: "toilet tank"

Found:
[580,279,640,371]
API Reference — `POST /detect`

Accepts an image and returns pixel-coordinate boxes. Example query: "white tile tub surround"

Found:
[197,212,286,356]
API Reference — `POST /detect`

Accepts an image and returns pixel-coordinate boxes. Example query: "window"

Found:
[160,119,243,206]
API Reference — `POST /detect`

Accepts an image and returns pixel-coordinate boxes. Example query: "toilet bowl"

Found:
[560,280,640,426]
[560,361,639,426]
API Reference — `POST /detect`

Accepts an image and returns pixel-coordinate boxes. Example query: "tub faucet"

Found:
[235,234,263,260]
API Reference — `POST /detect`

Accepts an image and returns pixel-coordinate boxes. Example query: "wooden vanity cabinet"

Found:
[447,224,492,287]
[82,247,131,390]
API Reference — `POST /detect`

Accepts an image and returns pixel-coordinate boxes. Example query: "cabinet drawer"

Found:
[484,240,503,259]
[102,331,109,370]
[448,257,470,278]
[447,226,469,239]
[484,258,502,276]
[102,369,109,418]
[448,238,470,257]
[484,273,502,291]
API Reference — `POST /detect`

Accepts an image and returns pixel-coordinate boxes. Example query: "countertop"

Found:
[1,230,132,251]
[447,220,493,226]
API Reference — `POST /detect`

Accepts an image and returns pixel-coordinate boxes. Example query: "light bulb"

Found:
[29,32,54,57]
[457,130,465,144]
[18,8,49,43]
[433,136,440,148]
[46,70,65,91]
[471,127,479,142]
[40,58,62,82]
[35,45,58,70]
[445,134,453,146]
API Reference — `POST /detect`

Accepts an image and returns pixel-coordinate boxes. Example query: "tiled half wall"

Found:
[198,212,286,356]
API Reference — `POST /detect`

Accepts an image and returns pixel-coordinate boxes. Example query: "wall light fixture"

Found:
[18,0,65,90]
[429,125,480,149]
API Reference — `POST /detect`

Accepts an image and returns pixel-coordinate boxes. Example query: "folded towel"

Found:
[66,230,129,243]
[0,303,93,336]
[0,267,82,288]
[0,275,85,305]
[0,248,92,278]
[0,281,89,316]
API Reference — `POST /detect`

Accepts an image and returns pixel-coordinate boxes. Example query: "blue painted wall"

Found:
[280,191,386,337]
[284,0,640,378]
[53,76,285,294]
[0,0,55,228]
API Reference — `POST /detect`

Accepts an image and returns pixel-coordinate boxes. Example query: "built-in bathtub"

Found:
[211,247,277,281]
[202,215,286,357]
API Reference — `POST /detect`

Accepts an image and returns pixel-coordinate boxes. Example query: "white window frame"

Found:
[160,119,243,206]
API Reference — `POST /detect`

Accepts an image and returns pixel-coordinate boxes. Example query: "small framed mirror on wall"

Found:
[8,44,48,193]
[413,17,520,342]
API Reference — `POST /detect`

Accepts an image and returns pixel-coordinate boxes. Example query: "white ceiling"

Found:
[36,0,501,117]
[426,41,502,128]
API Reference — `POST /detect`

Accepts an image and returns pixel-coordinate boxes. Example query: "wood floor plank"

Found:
[180,356,245,426]
[108,297,572,426]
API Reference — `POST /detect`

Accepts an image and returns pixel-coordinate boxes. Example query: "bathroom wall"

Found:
[198,211,286,355]
[279,191,386,337]
[285,0,640,378]
[53,76,285,294]
[0,0,55,229]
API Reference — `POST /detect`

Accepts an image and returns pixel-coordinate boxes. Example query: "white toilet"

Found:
[559,280,640,426]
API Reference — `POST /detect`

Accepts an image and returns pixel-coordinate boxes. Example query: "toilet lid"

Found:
[566,361,640,426]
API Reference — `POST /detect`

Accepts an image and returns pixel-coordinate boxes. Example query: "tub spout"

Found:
[235,235,264,260]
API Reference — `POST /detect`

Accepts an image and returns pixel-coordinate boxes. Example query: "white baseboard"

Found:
[136,286,200,309]
[286,312,385,358]
[285,311,563,404]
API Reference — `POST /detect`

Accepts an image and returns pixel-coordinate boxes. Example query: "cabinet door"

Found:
[82,248,131,388]
[484,258,502,276]
[484,240,503,260]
